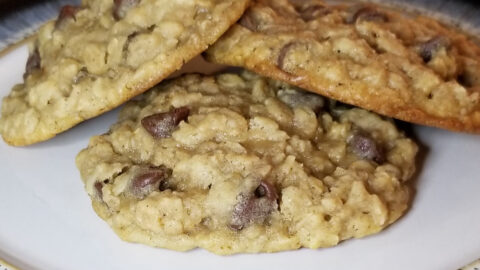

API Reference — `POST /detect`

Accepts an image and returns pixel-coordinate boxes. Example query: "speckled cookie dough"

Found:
[205,0,480,133]
[76,72,418,254]
[0,0,250,146]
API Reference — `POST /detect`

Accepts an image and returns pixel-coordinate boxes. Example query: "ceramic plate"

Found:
[0,1,480,269]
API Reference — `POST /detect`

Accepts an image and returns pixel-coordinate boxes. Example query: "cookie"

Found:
[0,0,250,146]
[205,0,480,133]
[76,72,418,254]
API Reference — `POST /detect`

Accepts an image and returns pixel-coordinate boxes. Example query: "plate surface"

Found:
[0,44,480,270]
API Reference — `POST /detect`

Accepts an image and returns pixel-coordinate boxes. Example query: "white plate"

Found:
[0,45,479,270]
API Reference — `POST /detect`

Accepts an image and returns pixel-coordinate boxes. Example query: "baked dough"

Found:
[206,0,480,133]
[76,72,418,254]
[0,0,250,145]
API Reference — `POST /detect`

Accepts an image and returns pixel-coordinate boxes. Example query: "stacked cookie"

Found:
[1,0,479,255]
[0,0,250,146]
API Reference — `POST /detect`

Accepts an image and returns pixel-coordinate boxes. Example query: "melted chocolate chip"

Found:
[73,67,90,84]
[296,4,330,21]
[131,166,172,199]
[122,31,139,59]
[230,181,278,231]
[238,10,259,32]
[346,6,388,24]
[55,5,82,29]
[23,48,41,80]
[94,182,104,200]
[349,133,385,164]
[277,41,298,72]
[141,107,190,138]
[418,36,450,63]
[278,89,325,114]
[113,0,141,20]
[122,26,155,59]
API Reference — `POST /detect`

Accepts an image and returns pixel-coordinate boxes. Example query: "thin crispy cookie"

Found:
[205,0,480,133]
[0,0,250,146]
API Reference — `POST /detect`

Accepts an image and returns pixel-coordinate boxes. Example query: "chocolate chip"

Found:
[141,107,190,139]
[255,181,278,200]
[73,67,90,84]
[277,89,325,113]
[418,36,450,63]
[230,181,278,231]
[348,132,385,164]
[23,48,41,80]
[346,6,388,24]
[122,31,139,59]
[238,10,259,32]
[296,4,330,21]
[55,5,82,29]
[159,179,169,192]
[122,26,155,59]
[288,0,330,21]
[113,0,141,20]
[94,182,104,200]
[130,166,172,199]
[254,185,267,198]
[277,41,298,72]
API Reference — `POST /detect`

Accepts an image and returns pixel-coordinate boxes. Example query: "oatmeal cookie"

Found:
[0,0,250,146]
[76,72,418,254]
[205,0,480,133]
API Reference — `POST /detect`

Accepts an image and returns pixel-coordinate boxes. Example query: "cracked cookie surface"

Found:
[0,0,250,146]
[206,0,480,133]
[76,72,418,254]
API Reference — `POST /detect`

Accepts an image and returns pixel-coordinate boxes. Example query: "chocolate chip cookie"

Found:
[205,0,480,133]
[0,0,250,146]
[76,72,418,254]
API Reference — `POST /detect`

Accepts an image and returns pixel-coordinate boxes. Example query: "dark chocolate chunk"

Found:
[141,107,190,139]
